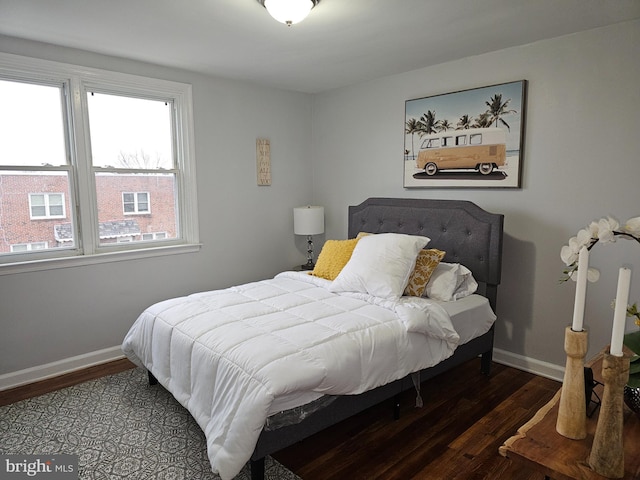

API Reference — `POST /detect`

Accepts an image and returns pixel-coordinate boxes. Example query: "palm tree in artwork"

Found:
[437,119,453,132]
[405,117,421,160]
[417,110,439,136]
[485,93,517,131]
[472,111,493,128]
[456,114,472,130]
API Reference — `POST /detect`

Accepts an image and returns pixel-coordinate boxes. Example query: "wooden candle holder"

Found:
[588,351,631,479]
[556,326,588,439]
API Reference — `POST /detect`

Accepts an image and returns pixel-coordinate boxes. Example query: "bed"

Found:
[122,197,503,480]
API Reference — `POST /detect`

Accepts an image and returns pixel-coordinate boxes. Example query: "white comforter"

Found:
[122,271,460,480]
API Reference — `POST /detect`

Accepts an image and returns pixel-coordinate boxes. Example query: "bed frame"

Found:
[248,197,504,480]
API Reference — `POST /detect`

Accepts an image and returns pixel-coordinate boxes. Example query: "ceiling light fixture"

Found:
[257,0,321,26]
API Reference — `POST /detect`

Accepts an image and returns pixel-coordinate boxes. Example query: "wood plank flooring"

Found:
[0,358,136,407]
[0,357,560,479]
[273,360,560,480]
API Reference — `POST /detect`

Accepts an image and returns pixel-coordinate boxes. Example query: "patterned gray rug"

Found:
[0,367,300,479]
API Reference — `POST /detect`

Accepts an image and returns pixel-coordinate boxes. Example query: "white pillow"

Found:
[329,233,430,300]
[424,262,478,301]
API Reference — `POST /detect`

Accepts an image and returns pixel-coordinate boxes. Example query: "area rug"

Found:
[0,367,300,479]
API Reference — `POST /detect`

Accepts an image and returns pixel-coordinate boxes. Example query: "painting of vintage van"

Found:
[404,80,526,188]
[416,127,506,176]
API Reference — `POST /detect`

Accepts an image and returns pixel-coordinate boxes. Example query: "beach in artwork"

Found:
[403,80,526,188]
[403,154,520,188]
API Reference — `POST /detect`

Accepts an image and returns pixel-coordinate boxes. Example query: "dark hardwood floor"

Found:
[0,358,136,407]
[0,357,560,479]
[273,360,560,480]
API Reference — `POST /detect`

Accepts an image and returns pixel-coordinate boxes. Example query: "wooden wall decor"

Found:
[257,138,271,186]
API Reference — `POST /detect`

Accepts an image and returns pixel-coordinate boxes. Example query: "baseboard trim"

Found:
[0,346,564,392]
[493,348,564,382]
[0,346,125,391]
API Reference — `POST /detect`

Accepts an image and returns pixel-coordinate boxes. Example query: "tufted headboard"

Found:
[348,198,504,309]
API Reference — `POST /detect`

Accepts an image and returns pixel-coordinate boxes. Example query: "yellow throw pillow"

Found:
[312,239,360,281]
[404,249,446,297]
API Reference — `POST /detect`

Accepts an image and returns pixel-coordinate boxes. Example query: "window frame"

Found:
[441,136,453,147]
[423,138,440,149]
[0,52,200,275]
[29,193,66,219]
[470,133,483,145]
[10,242,48,252]
[122,192,151,215]
[141,232,167,241]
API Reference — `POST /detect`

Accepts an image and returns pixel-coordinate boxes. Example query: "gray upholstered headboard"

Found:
[348,198,504,309]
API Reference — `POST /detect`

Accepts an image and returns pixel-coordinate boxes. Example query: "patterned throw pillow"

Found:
[312,239,360,281]
[403,249,446,297]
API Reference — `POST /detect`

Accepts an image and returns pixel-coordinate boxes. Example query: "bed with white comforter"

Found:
[123,271,461,480]
[123,197,504,480]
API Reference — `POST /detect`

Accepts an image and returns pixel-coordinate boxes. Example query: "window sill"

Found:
[0,243,202,276]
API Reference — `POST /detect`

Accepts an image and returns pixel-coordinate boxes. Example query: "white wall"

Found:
[2,20,639,385]
[0,36,314,382]
[310,20,640,374]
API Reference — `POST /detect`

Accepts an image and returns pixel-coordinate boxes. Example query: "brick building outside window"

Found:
[0,173,176,253]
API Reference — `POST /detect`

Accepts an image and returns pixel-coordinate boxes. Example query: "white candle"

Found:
[571,246,589,331]
[610,267,631,356]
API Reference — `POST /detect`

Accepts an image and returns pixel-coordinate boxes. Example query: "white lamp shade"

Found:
[264,0,313,25]
[294,206,324,235]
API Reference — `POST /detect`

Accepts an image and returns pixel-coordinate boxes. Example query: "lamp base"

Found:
[304,235,315,271]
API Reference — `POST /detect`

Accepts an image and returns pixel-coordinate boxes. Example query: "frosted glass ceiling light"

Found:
[258,0,320,26]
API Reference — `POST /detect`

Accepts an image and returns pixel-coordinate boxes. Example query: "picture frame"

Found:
[404,80,527,188]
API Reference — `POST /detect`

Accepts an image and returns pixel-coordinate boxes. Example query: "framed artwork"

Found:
[404,80,527,188]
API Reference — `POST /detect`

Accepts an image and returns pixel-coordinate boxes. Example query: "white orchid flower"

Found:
[561,229,595,266]
[560,215,639,283]
[568,236,581,252]
[596,216,619,244]
[560,235,582,265]
[622,216,640,236]
[576,228,592,248]
[608,216,620,230]
[569,266,599,283]
[560,245,577,265]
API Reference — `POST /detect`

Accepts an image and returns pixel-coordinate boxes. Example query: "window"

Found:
[421,138,441,149]
[441,136,453,147]
[470,133,483,145]
[11,242,48,252]
[456,135,467,146]
[0,53,199,271]
[29,193,66,219]
[123,192,150,214]
[142,232,167,241]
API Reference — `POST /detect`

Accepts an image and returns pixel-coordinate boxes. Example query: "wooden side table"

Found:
[499,350,640,479]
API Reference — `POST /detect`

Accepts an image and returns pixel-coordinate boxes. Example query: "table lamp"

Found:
[294,205,324,270]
